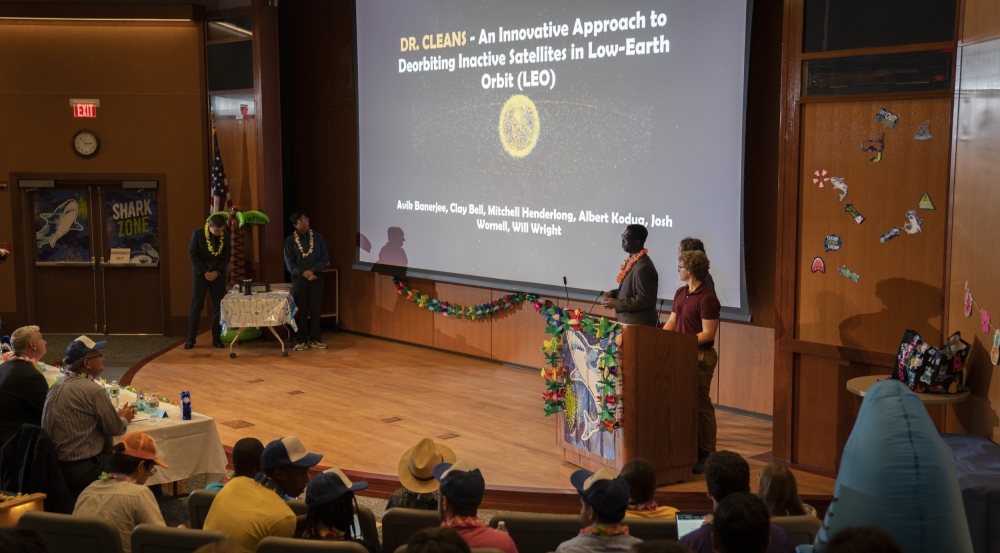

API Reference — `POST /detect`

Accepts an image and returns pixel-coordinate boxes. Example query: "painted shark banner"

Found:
[34,188,91,262]
[105,189,159,264]
[561,328,618,461]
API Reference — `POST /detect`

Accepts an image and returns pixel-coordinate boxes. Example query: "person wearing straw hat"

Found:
[304,467,376,552]
[434,460,518,553]
[557,468,642,553]
[72,432,172,553]
[387,438,456,511]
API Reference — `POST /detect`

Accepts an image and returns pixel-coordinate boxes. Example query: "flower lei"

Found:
[99,472,135,484]
[580,524,630,541]
[295,230,315,257]
[1,352,58,374]
[535,299,622,432]
[392,278,538,321]
[628,500,659,511]
[440,516,488,529]
[205,223,224,257]
[314,524,346,540]
[616,248,648,283]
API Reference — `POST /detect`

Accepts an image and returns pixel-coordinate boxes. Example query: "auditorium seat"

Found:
[17,510,123,553]
[622,517,678,540]
[188,489,218,529]
[131,524,231,553]
[381,508,441,553]
[288,498,308,516]
[770,515,821,546]
[258,536,370,553]
[488,513,582,553]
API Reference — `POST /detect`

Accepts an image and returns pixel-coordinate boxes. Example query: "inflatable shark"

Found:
[36,199,84,248]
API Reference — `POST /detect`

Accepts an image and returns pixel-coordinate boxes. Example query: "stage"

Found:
[125,331,835,514]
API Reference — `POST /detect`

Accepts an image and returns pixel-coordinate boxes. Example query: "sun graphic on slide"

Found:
[498,94,540,158]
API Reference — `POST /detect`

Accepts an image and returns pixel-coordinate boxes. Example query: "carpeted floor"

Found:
[37,334,182,383]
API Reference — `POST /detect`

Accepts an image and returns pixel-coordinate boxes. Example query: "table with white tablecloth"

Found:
[41,368,229,487]
[220,284,298,358]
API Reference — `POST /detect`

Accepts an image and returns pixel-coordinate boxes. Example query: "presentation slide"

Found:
[355,0,749,313]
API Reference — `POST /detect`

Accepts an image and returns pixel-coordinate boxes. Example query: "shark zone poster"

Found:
[562,329,618,461]
[34,188,91,262]
[105,189,159,264]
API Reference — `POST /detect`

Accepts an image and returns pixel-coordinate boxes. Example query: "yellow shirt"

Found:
[203,476,297,552]
[625,505,679,519]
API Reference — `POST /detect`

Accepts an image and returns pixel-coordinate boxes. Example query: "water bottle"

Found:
[497,521,508,533]
[180,391,192,420]
[110,380,120,408]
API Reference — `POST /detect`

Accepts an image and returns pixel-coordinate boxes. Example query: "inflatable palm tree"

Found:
[208,206,270,285]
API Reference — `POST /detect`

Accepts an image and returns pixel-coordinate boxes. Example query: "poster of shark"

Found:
[105,189,159,264]
[561,328,618,461]
[34,189,91,262]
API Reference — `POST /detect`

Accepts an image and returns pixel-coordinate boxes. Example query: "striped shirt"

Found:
[41,375,128,462]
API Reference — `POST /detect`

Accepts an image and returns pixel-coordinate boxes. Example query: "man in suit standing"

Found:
[186,214,231,349]
[284,211,329,350]
[602,224,659,326]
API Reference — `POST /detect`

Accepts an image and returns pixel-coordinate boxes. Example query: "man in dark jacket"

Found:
[603,224,659,327]
[186,214,231,349]
[0,326,50,448]
[283,211,329,350]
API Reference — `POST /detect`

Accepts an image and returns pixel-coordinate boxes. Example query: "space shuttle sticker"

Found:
[34,188,91,262]
[105,189,159,264]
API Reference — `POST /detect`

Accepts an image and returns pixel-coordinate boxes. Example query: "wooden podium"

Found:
[557,324,698,484]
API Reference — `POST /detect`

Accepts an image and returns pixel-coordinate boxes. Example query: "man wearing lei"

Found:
[0,325,51,448]
[284,211,329,350]
[602,224,659,327]
[186,214,231,349]
[557,468,643,553]
[433,460,518,553]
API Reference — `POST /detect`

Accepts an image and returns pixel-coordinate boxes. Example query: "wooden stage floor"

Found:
[129,332,834,513]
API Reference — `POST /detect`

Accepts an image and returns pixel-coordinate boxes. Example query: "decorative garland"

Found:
[392,278,538,320]
[205,223,224,257]
[534,299,622,432]
[294,230,315,257]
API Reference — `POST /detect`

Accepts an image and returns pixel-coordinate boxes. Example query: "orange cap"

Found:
[119,432,169,468]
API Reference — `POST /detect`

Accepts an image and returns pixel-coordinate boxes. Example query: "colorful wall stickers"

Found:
[918,192,935,210]
[879,228,901,244]
[811,257,826,273]
[914,120,932,140]
[830,177,848,201]
[861,132,884,162]
[845,204,864,224]
[824,234,842,251]
[963,281,1000,366]
[903,210,923,234]
[838,266,860,283]
[813,169,830,187]
[993,330,1000,366]
[876,108,899,128]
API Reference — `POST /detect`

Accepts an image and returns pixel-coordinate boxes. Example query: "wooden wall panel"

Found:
[961,0,1000,45]
[377,274,435,347]
[719,323,774,415]
[796,99,952,353]
[0,22,207,322]
[432,283,492,357]
[490,292,550,368]
[944,37,1000,440]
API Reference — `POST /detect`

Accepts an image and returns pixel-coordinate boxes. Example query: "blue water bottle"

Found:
[180,391,192,420]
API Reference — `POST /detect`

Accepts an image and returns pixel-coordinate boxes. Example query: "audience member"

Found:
[621,459,678,519]
[72,432,170,552]
[304,467,372,548]
[678,238,715,292]
[0,528,48,553]
[632,541,694,553]
[388,438,455,511]
[433,460,518,553]
[192,539,245,553]
[407,527,472,553]
[557,467,643,553]
[678,452,794,553]
[824,527,903,553]
[712,493,771,553]
[206,437,264,492]
[204,436,321,552]
[0,326,50,447]
[756,462,816,518]
[41,336,135,501]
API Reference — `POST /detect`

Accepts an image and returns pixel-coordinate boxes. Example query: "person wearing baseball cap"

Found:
[72,432,170,553]
[41,336,136,502]
[434,460,518,553]
[556,468,642,553]
[204,436,322,552]
[387,438,456,511]
[304,467,372,548]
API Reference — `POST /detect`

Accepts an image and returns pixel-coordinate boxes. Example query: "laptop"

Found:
[676,512,712,538]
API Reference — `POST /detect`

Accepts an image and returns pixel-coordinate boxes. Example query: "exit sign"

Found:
[70,98,100,118]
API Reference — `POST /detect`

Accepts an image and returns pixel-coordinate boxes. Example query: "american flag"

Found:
[210,128,232,213]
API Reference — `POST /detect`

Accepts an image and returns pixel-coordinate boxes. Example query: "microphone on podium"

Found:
[563,276,570,305]
[588,290,605,315]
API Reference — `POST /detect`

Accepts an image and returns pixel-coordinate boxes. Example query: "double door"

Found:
[19,180,164,334]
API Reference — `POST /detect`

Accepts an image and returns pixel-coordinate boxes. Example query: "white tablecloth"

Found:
[220,285,298,334]
[42,369,229,486]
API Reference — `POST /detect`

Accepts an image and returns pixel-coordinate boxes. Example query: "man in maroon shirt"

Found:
[663,250,721,474]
